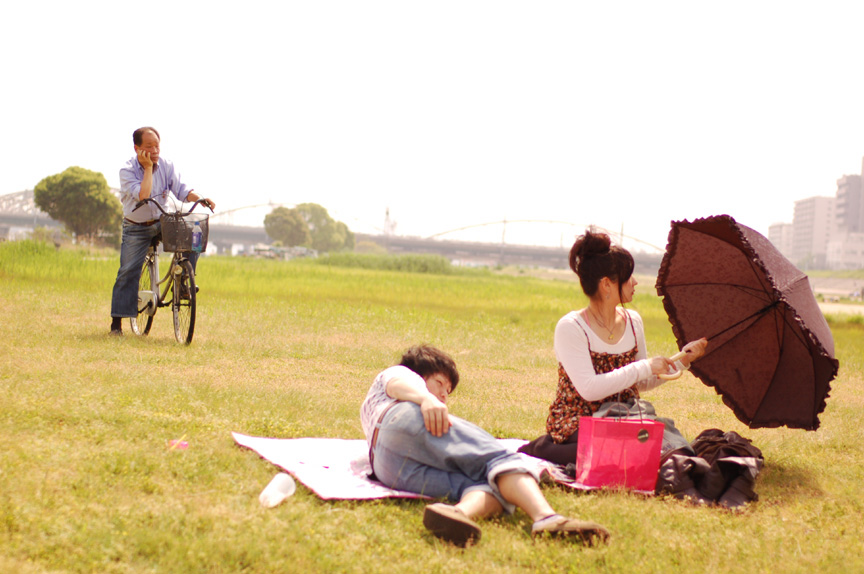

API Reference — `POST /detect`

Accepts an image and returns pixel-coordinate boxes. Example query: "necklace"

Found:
[588,307,617,341]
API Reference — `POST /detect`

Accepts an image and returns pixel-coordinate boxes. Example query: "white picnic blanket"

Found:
[232,432,558,500]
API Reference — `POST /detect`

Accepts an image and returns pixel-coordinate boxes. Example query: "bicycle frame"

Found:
[138,248,191,315]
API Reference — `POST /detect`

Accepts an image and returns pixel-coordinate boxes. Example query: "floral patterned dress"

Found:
[546,316,640,443]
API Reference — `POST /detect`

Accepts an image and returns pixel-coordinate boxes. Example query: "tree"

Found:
[264,206,311,247]
[295,203,355,252]
[335,220,355,251]
[34,166,122,243]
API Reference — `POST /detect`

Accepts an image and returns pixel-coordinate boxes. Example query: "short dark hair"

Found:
[569,227,634,300]
[399,345,460,392]
[133,127,160,146]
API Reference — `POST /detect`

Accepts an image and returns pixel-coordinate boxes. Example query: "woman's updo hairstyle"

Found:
[569,227,635,299]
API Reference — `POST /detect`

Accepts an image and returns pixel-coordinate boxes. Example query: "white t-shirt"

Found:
[554,308,666,402]
[360,365,426,443]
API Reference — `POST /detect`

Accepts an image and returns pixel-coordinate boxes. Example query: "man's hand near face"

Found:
[136,149,154,201]
[137,148,154,170]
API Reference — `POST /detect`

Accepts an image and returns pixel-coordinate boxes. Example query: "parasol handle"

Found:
[658,350,688,381]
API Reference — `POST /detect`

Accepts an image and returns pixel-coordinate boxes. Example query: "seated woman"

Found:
[361,345,610,547]
[519,228,707,466]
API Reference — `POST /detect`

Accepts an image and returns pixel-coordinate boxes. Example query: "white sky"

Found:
[3,1,863,252]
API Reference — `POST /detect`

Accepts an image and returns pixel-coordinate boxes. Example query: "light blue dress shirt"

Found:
[119,156,192,222]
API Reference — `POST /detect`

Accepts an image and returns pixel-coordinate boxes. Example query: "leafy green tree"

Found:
[264,206,311,247]
[295,203,355,252]
[336,220,355,251]
[34,167,121,243]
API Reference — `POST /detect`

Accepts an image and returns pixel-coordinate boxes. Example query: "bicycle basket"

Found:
[161,212,209,252]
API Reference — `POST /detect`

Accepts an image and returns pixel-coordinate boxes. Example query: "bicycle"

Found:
[129,198,213,344]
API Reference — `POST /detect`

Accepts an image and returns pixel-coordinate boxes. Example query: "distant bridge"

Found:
[0,191,663,272]
[0,190,46,216]
[207,202,294,226]
[357,233,662,275]
[428,219,665,253]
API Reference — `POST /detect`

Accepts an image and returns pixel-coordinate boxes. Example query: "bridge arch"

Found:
[427,219,664,253]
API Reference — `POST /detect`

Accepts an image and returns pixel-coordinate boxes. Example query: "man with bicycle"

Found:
[109,127,215,335]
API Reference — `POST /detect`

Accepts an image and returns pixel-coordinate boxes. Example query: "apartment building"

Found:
[791,196,836,269]
[771,156,864,270]
[768,222,794,260]
[835,174,863,233]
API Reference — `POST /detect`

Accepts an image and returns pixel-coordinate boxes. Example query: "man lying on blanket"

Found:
[360,345,610,547]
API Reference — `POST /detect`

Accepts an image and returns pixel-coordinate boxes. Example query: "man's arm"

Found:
[185,191,216,210]
[386,375,451,437]
[137,149,154,201]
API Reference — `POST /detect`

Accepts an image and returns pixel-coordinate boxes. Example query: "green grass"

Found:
[807,269,864,280]
[315,252,477,275]
[1,240,863,573]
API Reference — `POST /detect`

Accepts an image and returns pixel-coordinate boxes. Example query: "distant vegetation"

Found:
[315,252,485,275]
[808,269,864,279]
[264,203,354,253]
[34,166,121,247]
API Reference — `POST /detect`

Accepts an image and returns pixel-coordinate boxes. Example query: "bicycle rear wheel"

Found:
[131,248,156,336]
[172,259,196,344]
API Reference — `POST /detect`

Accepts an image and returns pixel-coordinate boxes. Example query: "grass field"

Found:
[1,240,863,573]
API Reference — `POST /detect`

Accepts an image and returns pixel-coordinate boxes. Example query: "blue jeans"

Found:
[110,221,199,318]
[371,402,541,513]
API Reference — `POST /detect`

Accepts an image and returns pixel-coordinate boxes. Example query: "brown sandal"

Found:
[531,515,610,546]
[423,503,482,547]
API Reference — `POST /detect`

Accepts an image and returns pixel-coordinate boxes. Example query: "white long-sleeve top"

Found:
[554,308,666,402]
[359,365,424,444]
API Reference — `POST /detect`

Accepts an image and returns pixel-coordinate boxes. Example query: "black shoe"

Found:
[110,318,123,335]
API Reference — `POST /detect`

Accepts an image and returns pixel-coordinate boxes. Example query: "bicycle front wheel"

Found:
[172,259,196,344]
[131,249,156,336]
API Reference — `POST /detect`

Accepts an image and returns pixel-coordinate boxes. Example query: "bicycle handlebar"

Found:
[132,197,215,215]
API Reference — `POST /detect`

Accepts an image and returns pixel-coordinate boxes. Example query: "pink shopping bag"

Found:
[574,416,664,493]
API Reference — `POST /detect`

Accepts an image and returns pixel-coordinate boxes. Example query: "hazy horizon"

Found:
[4,2,864,252]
